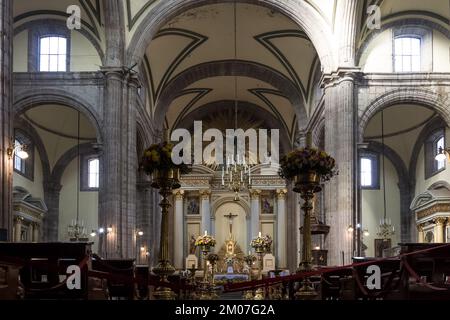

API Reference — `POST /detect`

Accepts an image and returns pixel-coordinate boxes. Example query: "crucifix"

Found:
[224,212,238,238]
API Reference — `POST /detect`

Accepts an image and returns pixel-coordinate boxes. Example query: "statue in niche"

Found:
[189,234,197,255]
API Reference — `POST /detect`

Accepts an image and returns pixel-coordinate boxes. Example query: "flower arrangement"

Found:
[278,147,337,182]
[250,234,273,252]
[140,141,190,175]
[195,233,216,249]
[207,254,220,264]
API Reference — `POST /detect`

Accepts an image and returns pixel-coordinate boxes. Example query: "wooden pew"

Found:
[0,242,91,300]
[91,257,135,300]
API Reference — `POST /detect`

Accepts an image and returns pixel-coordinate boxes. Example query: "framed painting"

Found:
[186,196,200,215]
[260,196,274,214]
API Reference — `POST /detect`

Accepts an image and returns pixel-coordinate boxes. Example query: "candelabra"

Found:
[67,219,88,241]
[377,217,395,239]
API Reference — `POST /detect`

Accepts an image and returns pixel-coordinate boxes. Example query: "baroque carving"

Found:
[416,204,450,220]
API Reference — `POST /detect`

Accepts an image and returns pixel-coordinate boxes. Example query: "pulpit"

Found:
[410,188,450,243]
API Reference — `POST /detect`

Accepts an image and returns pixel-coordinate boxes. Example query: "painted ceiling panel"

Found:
[380,0,450,21]
[146,3,317,106]
[146,34,195,100]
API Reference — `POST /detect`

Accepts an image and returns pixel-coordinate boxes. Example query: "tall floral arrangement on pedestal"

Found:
[140,141,189,176]
[278,147,337,182]
[278,145,336,299]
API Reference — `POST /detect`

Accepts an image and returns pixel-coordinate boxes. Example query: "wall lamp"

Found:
[348,224,370,237]
[7,141,29,160]
[435,147,448,162]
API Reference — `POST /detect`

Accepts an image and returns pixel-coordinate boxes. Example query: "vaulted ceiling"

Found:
[143,3,321,144]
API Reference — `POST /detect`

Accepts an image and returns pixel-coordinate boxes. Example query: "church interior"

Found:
[0,0,450,301]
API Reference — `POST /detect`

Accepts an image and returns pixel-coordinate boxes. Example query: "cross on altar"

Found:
[224,212,238,237]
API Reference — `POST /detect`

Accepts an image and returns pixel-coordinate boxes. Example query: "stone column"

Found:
[0,0,13,241]
[43,181,62,241]
[250,189,261,239]
[173,190,184,269]
[417,224,424,243]
[276,189,287,269]
[434,218,447,243]
[99,68,139,259]
[200,190,211,234]
[137,178,152,264]
[323,71,358,266]
[13,217,22,242]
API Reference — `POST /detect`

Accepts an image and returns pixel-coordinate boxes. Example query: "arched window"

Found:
[360,151,380,189]
[394,36,421,72]
[425,128,445,178]
[13,130,34,180]
[81,154,100,191]
[88,158,99,188]
[39,36,68,72]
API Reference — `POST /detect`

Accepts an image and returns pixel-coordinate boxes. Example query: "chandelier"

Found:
[222,154,252,201]
[220,2,252,201]
[376,110,395,240]
[67,110,88,241]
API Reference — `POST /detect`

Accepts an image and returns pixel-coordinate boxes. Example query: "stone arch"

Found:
[358,88,450,142]
[13,18,104,65]
[408,116,446,189]
[212,196,250,219]
[174,99,292,154]
[13,90,104,145]
[357,18,450,65]
[126,0,335,72]
[155,60,307,130]
[13,116,51,182]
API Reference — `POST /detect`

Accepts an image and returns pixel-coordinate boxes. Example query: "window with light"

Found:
[360,152,379,189]
[14,139,25,173]
[436,136,445,170]
[39,36,67,72]
[88,158,99,189]
[394,37,421,72]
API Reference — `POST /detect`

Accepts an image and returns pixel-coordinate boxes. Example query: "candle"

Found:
[204,230,207,236]
[258,232,262,237]
[248,251,251,255]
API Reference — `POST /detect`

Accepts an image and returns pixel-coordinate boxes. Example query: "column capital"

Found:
[250,189,261,199]
[14,216,24,224]
[320,67,362,89]
[276,189,288,200]
[434,217,447,226]
[173,189,185,200]
[417,224,425,232]
[200,190,211,200]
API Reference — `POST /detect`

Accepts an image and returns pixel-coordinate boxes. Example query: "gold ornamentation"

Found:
[434,217,448,226]
[417,204,450,220]
[249,189,261,200]
[276,189,288,200]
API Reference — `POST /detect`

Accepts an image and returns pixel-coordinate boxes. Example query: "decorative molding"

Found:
[148,28,208,103]
[254,30,310,99]
[13,10,100,39]
[417,204,450,220]
[126,0,157,31]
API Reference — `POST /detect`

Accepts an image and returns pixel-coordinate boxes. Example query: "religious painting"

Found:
[260,195,274,214]
[374,239,391,258]
[186,196,200,215]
